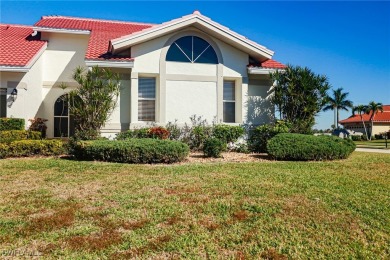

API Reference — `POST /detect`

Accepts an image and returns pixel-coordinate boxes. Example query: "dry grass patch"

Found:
[67,228,122,251]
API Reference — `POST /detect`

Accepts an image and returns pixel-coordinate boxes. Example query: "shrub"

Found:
[28,118,48,138]
[116,128,150,140]
[70,139,189,164]
[0,118,25,131]
[203,138,226,158]
[147,126,170,140]
[1,140,65,158]
[249,121,290,153]
[0,130,41,143]
[351,135,362,141]
[267,133,356,161]
[0,143,9,159]
[212,125,244,143]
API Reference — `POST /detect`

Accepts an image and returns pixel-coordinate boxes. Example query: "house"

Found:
[0,11,285,138]
[339,105,390,136]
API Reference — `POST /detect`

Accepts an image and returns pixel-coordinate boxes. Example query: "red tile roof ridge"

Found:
[39,15,157,26]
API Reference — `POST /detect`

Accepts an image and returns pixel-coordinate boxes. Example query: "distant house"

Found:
[0,11,285,138]
[339,105,390,136]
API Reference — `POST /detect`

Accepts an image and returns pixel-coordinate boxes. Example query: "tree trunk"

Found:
[334,108,337,129]
[337,109,339,129]
[361,117,368,140]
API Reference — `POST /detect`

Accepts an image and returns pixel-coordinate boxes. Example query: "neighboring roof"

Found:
[34,16,154,61]
[248,59,286,69]
[0,24,46,67]
[339,105,390,123]
[110,11,274,60]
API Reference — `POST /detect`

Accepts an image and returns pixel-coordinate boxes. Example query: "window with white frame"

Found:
[138,78,156,121]
[0,88,7,118]
[54,94,75,137]
[223,81,236,123]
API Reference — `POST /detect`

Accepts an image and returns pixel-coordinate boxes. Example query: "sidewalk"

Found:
[355,148,390,154]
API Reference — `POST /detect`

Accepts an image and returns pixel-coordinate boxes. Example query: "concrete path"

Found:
[355,148,390,154]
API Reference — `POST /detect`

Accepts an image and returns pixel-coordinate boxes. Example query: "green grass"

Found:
[354,139,389,149]
[0,152,389,259]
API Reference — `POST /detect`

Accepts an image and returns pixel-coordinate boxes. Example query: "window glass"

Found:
[54,97,68,116]
[138,78,156,99]
[223,81,235,101]
[138,100,155,121]
[166,36,218,64]
[223,102,235,123]
[0,93,6,117]
[54,117,68,137]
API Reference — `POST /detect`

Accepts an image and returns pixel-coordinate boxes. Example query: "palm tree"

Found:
[323,88,353,129]
[366,101,384,140]
[352,105,369,139]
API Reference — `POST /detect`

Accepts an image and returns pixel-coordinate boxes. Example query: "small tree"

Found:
[270,65,330,134]
[352,105,369,140]
[64,66,120,140]
[323,88,353,129]
[366,101,384,140]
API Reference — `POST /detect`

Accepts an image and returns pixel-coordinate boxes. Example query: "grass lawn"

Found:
[355,139,389,149]
[0,152,389,259]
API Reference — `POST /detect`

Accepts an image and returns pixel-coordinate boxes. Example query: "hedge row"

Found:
[0,130,41,143]
[70,139,190,164]
[267,133,356,161]
[0,140,65,159]
[0,118,25,131]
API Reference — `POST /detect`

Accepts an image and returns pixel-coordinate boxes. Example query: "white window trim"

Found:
[138,77,156,122]
[223,80,236,123]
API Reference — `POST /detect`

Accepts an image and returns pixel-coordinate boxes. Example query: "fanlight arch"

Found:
[166,36,218,64]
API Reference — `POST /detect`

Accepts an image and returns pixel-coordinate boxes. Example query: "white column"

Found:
[130,72,138,125]
[216,64,223,123]
[241,77,248,124]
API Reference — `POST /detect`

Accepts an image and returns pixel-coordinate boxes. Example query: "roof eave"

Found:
[111,14,274,59]
[247,67,284,75]
[33,26,91,35]
[85,60,134,68]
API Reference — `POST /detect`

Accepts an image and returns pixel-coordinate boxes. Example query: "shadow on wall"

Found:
[246,96,274,126]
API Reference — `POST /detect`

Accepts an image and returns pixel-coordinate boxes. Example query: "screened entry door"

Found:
[54,95,75,137]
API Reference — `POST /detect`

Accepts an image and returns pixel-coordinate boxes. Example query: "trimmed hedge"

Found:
[0,130,41,143]
[0,140,65,159]
[0,118,25,131]
[70,139,190,164]
[249,121,290,153]
[212,125,244,144]
[203,137,226,158]
[116,128,150,140]
[267,133,356,161]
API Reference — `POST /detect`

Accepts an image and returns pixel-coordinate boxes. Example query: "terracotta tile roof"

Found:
[248,59,286,69]
[0,24,46,67]
[34,16,154,61]
[339,105,390,123]
[260,59,286,69]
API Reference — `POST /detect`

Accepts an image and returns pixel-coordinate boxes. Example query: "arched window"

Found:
[54,94,75,137]
[166,36,218,64]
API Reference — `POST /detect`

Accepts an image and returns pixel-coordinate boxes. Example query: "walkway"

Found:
[355,148,390,154]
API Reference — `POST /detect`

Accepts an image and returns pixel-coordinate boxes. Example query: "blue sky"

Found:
[1,1,389,129]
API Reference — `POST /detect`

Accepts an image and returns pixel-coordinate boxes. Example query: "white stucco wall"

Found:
[41,32,89,84]
[246,78,274,125]
[166,80,217,123]
[0,54,44,128]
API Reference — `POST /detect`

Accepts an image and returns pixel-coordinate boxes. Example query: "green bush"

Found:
[351,135,362,141]
[71,139,189,164]
[0,140,65,158]
[203,138,226,158]
[116,128,150,140]
[212,125,244,143]
[0,130,41,143]
[267,133,356,161]
[0,143,9,159]
[0,118,25,131]
[249,121,290,153]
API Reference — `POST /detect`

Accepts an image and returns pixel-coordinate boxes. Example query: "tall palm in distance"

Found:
[366,101,384,140]
[352,105,369,140]
[323,88,353,129]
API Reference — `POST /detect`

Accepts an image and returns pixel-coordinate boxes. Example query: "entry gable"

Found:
[110,11,274,61]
